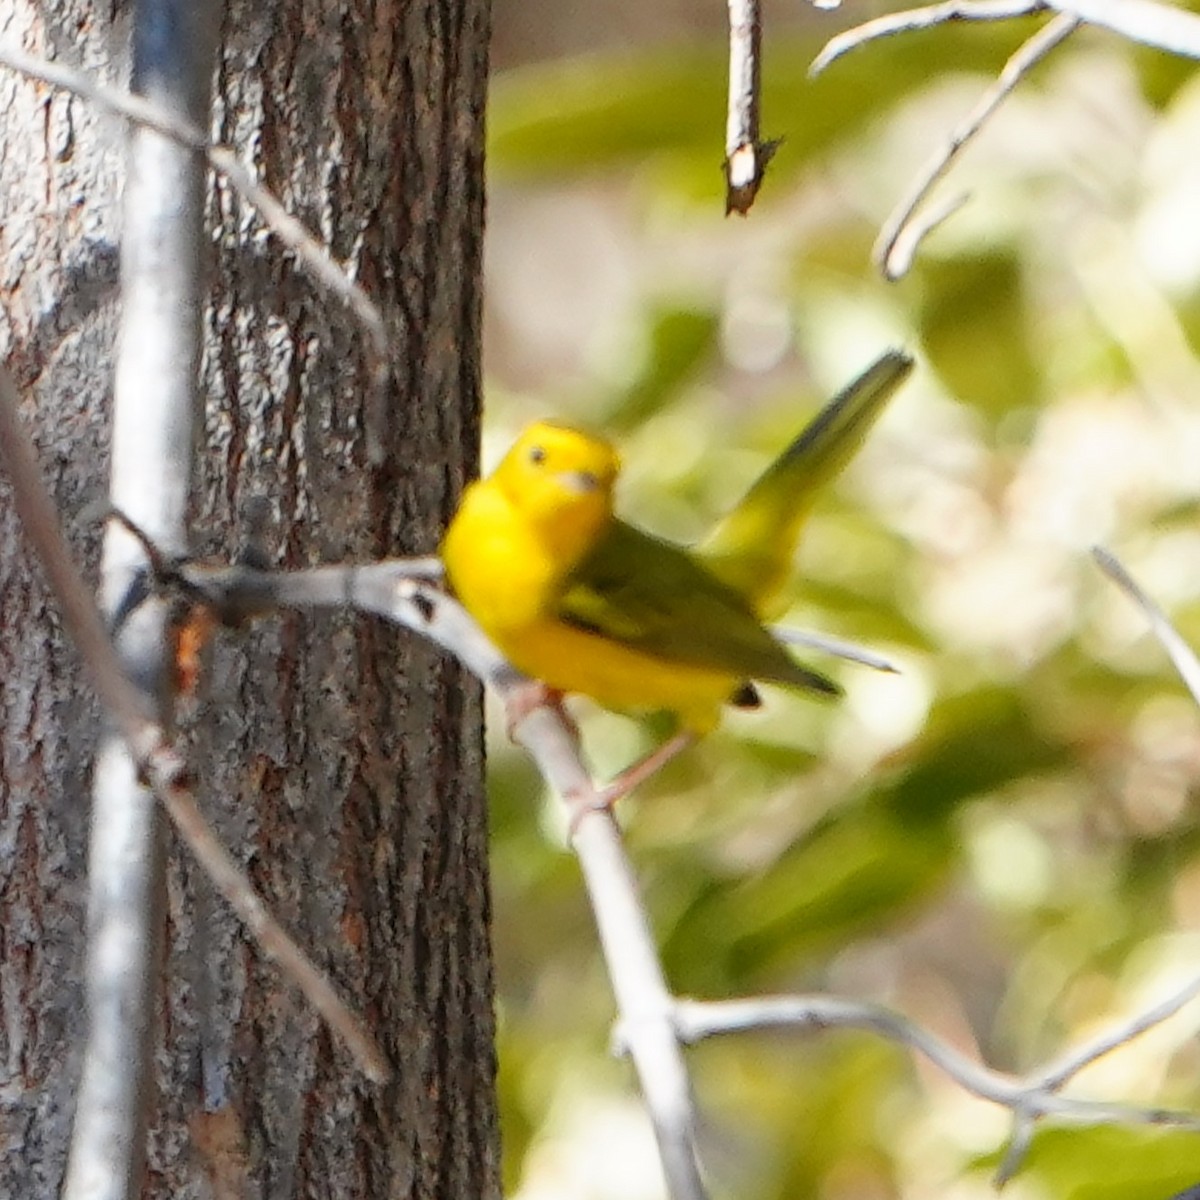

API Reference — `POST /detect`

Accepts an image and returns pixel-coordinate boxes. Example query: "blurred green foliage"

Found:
[490,30,1029,183]
[485,11,1200,1200]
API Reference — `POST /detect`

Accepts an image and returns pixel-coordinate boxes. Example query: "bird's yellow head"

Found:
[491,421,620,559]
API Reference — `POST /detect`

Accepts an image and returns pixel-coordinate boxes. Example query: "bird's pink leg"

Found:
[568,731,696,835]
[502,679,580,747]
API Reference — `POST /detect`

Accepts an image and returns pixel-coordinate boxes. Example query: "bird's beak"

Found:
[557,469,601,494]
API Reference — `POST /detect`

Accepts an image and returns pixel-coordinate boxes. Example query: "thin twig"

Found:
[0,401,157,740]
[993,968,1200,1180]
[725,0,778,215]
[810,0,1200,281]
[208,146,390,412]
[0,40,390,455]
[882,191,971,280]
[1052,0,1200,59]
[1037,971,1200,1092]
[673,994,1200,1129]
[810,0,1045,76]
[996,1116,1038,1187]
[0,365,390,1085]
[151,770,392,1087]
[773,626,899,673]
[1093,547,1200,704]
[874,11,1080,279]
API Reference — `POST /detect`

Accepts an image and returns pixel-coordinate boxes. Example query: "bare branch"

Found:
[0,401,156,742]
[1052,0,1200,58]
[83,530,1200,1193]
[996,1117,1038,1187]
[773,626,900,673]
[725,0,778,215]
[1037,971,1200,1092]
[992,969,1200,1180]
[145,553,904,679]
[350,578,709,1200]
[0,40,202,143]
[64,11,223,1189]
[208,145,391,442]
[810,0,1045,77]
[874,11,1080,279]
[676,993,1017,1100]
[810,0,1200,280]
[150,768,393,1088]
[808,0,1200,82]
[81,529,1200,1197]
[0,40,390,457]
[519,720,708,1200]
[0,365,391,1088]
[1093,547,1200,705]
[673,993,1200,1129]
[880,191,971,281]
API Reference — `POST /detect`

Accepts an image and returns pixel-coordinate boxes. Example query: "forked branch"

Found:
[811,0,1200,277]
[0,366,391,1087]
[101,544,1200,1193]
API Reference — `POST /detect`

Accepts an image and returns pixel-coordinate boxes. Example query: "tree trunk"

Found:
[0,2,497,1196]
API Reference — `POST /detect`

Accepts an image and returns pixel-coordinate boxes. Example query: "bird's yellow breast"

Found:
[441,479,561,632]
[440,470,733,732]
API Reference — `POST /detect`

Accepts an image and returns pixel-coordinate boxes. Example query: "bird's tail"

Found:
[698,348,915,616]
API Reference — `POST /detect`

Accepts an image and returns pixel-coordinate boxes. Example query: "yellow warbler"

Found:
[440,349,913,735]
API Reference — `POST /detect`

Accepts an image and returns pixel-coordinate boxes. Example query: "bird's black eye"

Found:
[528,445,546,466]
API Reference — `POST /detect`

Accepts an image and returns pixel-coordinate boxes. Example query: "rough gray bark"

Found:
[0,6,124,1194]
[0,1,497,1196]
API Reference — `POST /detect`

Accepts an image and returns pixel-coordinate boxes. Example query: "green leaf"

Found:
[1017,1126,1200,1199]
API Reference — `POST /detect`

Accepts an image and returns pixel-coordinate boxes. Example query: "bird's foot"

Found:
[566,731,696,837]
[503,680,577,744]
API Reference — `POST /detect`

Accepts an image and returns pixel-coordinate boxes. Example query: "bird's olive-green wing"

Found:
[558,520,839,696]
